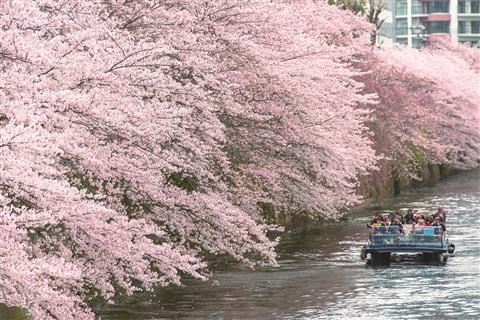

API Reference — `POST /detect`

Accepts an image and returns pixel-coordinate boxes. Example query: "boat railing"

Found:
[369,225,444,247]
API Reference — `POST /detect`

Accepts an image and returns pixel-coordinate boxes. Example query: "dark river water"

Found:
[97,169,480,320]
[2,170,478,320]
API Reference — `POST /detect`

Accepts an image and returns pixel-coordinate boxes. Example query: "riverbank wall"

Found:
[354,161,458,208]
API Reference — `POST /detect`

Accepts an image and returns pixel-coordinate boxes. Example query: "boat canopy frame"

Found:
[364,225,448,254]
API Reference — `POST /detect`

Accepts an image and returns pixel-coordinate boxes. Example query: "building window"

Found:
[458,1,466,13]
[472,0,480,13]
[396,38,408,45]
[428,21,450,34]
[428,1,450,13]
[412,0,425,14]
[472,21,480,34]
[396,0,407,15]
[458,21,467,33]
[396,19,408,35]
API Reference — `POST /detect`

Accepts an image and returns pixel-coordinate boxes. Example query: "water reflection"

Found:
[39,170,480,319]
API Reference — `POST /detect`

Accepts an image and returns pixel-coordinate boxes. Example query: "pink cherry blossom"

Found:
[0,1,478,319]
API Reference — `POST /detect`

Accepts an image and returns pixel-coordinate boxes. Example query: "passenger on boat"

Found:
[432,216,446,232]
[383,216,392,226]
[404,210,415,224]
[396,212,404,221]
[425,215,435,226]
[434,207,447,223]
[388,212,396,222]
[392,217,404,234]
[370,215,386,226]
[367,209,447,234]
[416,217,426,226]
[412,212,421,224]
[367,218,382,229]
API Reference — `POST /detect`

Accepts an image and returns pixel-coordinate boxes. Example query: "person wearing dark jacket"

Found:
[404,209,415,224]
[433,216,446,232]
[435,207,447,223]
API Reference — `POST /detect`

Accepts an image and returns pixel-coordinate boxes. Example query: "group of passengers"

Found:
[367,207,447,234]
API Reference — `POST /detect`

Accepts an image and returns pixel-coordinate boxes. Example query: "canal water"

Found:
[97,169,480,320]
[3,170,475,320]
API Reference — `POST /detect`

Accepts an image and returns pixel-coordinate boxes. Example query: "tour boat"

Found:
[360,225,455,265]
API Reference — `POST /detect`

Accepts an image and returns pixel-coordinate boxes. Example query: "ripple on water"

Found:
[96,170,480,320]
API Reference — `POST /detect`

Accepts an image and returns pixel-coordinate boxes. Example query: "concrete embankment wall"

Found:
[355,161,458,206]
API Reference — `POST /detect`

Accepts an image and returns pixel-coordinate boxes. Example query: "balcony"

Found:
[427,20,450,34]
[426,13,451,21]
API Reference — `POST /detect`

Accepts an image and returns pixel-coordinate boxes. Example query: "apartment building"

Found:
[383,0,480,47]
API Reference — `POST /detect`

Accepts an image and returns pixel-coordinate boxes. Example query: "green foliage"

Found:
[406,145,426,179]
[258,202,277,224]
[66,171,143,218]
[25,223,66,256]
[165,171,198,193]
[328,0,367,15]
[408,145,425,166]
[329,0,386,45]
[0,304,29,320]
[418,128,433,139]
[66,172,97,195]
[121,194,141,219]
[65,169,198,221]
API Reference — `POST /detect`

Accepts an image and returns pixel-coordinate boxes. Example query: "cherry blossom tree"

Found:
[215,0,379,216]
[2,0,476,318]
[358,43,480,179]
[328,0,387,45]
[0,1,379,318]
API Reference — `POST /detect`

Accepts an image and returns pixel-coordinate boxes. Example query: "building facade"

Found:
[383,0,480,47]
